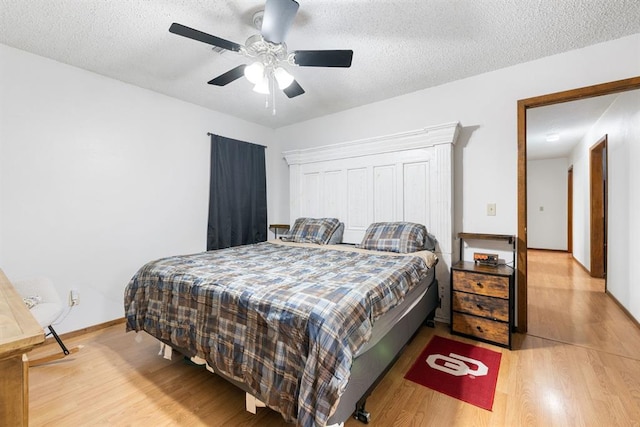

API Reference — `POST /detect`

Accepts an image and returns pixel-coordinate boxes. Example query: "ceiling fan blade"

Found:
[207,65,247,86]
[283,79,305,98]
[261,0,299,44]
[292,50,353,67]
[169,23,242,52]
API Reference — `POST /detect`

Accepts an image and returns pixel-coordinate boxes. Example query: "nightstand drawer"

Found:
[452,313,509,346]
[452,270,509,298]
[452,291,509,321]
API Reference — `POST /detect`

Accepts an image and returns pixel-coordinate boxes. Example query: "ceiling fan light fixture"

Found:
[244,61,265,84]
[253,75,270,94]
[274,67,294,89]
[546,132,560,142]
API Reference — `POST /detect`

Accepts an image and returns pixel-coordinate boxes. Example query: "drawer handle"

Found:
[476,282,484,288]
[476,326,483,332]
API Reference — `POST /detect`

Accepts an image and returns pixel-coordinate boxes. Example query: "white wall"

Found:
[527,158,569,250]
[275,34,640,236]
[0,44,277,333]
[2,33,639,334]
[569,90,640,321]
[274,34,640,320]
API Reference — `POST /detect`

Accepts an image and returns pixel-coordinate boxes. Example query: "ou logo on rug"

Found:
[426,352,489,377]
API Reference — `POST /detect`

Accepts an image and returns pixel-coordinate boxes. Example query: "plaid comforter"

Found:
[124,241,434,426]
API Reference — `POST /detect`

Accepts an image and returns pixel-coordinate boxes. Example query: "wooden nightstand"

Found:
[450,233,515,349]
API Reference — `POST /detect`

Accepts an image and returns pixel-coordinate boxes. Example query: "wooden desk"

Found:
[0,269,45,426]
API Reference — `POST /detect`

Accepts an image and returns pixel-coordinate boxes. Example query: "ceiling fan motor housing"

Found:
[243,34,288,65]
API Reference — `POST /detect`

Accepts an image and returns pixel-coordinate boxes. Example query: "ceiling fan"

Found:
[169,0,353,104]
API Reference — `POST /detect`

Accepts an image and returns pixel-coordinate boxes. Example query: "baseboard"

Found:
[571,255,591,274]
[44,317,126,345]
[606,291,640,329]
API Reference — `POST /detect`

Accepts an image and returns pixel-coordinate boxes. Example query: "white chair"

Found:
[13,276,80,366]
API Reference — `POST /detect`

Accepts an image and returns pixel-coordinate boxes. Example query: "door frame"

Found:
[516,76,640,333]
[590,136,608,279]
[567,165,573,255]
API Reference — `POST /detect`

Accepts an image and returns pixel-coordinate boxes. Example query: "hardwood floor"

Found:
[28,251,640,426]
[527,249,640,359]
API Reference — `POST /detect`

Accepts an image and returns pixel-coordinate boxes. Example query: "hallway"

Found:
[526,249,640,360]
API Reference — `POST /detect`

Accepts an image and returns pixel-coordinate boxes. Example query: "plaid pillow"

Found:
[281,217,341,245]
[358,222,428,253]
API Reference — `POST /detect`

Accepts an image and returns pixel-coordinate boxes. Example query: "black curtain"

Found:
[207,134,267,250]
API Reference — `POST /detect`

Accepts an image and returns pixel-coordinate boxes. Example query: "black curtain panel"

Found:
[207,134,267,250]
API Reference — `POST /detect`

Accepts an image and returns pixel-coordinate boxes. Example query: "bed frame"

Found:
[156,122,459,426]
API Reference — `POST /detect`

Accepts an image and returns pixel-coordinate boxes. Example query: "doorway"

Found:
[590,136,608,280]
[516,76,640,333]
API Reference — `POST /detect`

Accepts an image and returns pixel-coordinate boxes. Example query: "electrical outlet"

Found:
[487,203,496,216]
[69,289,80,306]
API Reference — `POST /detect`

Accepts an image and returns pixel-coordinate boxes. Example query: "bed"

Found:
[125,122,460,426]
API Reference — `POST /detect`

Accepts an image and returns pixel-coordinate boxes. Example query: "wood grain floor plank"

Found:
[27,251,640,426]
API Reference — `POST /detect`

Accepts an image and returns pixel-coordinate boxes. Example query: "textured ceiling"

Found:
[0,1,639,129]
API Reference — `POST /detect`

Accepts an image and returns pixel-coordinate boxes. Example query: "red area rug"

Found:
[404,335,502,410]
